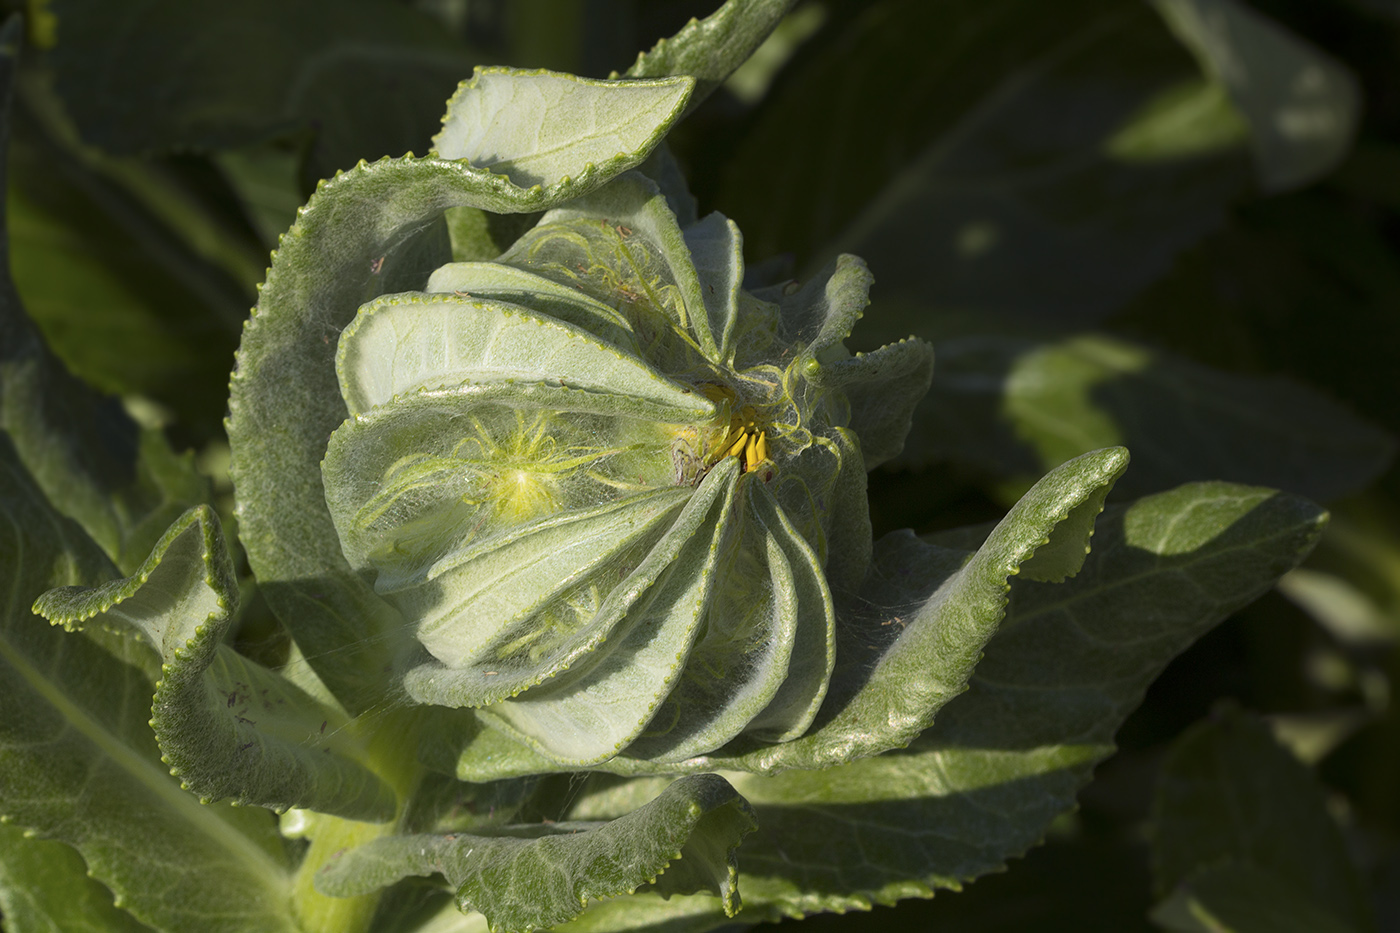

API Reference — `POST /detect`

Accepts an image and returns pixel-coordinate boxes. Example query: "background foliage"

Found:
[2,0,1398,930]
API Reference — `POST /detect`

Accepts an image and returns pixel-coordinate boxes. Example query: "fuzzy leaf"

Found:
[515,171,722,360]
[316,774,757,933]
[433,68,693,193]
[454,446,1129,780]
[335,291,713,420]
[468,459,741,765]
[624,480,836,764]
[624,0,797,116]
[0,440,297,933]
[34,506,398,821]
[566,481,1327,924]
[228,140,759,716]
[424,262,642,354]
[683,212,744,364]
[711,445,1130,773]
[1150,706,1374,932]
[0,822,154,933]
[773,254,935,470]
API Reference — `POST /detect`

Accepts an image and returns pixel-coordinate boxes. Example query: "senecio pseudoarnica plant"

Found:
[7,7,1330,933]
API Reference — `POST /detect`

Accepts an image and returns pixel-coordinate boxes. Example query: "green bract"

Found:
[321,171,933,766]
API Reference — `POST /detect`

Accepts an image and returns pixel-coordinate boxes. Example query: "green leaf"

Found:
[424,262,643,354]
[7,105,249,430]
[433,68,693,192]
[509,171,723,360]
[906,333,1395,502]
[334,291,713,420]
[0,440,298,933]
[566,480,1327,923]
[682,211,744,364]
[716,0,1257,331]
[49,0,484,177]
[1151,705,1375,932]
[0,822,154,933]
[34,506,398,821]
[461,459,741,765]
[624,0,797,116]
[772,254,934,470]
[227,158,724,715]
[711,445,1130,773]
[623,479,837,764]
[315,774,757,933]
[1151,863,1361,933]
[1153,0,1360,191]
[453,447,1128,780]
[0,19,212,575]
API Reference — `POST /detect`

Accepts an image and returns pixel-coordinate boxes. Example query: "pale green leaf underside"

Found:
[408,488,689,674]
[336,291,713,421]
[316,774,757,933]
[530,171,721,361]
[228,154,635,715]
[433,68,693,192]
[425,261,641,354]
[683,212,744,364]
[0,441,297,933]
[740,485,837,741]
[231,154,773,716]
[471,459,741,765]
[34,506,397,822]
[455,446,1130,781]
[617,480,830,765]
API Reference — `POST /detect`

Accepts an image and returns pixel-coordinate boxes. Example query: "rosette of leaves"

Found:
[5,7,1334,933]
[320,168,934,767]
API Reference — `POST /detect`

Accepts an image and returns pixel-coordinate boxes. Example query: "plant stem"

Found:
[293,707,428,933]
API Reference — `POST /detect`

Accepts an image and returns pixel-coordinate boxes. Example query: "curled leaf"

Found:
[35,507,397,821]
[316,773,756,933]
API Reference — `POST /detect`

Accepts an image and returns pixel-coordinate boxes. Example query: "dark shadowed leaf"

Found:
[49,0,485,178]
[1150,705,1375,933]
[903,333,1395,502]
[0,16,210,574]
